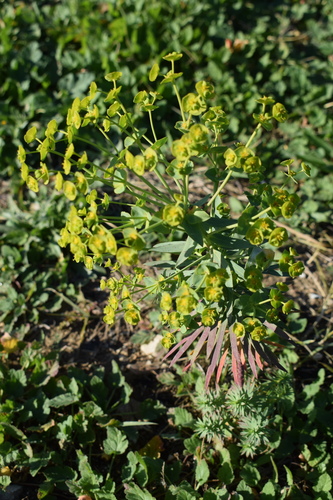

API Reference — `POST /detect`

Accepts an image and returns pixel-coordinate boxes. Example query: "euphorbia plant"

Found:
[18,52,310,388]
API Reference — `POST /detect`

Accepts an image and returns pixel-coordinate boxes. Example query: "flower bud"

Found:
[269,227,288,247]
[272,103,288,122]
[246,227,264,246]
[195,81,215,99]
[288,261,305,278]
[243,317,262,333]
[282,300,294,314]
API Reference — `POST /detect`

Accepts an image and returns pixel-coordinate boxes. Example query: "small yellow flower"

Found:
[124,309,141,325]
[232,322,244,337]
[160,292,173,311]
[116,247,138,266]
[162,204,185,227]
[176,295,197,315]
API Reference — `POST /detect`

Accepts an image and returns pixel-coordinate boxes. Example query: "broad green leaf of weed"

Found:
[313,472,332,494]
[92,478,117,499]
[0,421,27,441]
[124,482,157,500]
[172,408,195,428]
[122,451,138,482]
[139,399,166,420]
[7,368,27,397]
[240,463,260,486]
[261,480,278,499]
[103,427,129,455]
[48,393,79,408]
[217,461,234,486]
[91,491,117,500]
[77,449,102,488]
[131,330,155,345]
[236,479,254,499]
[195,458,210,488]
[90,375,108,407]
[184,435,201,454]
[301,368,325,400]
[203,489,229,500]
[82,401,104,419]
[22,453,51,477]
[137,456,163,486]
[43,465,77,483]
[0,475,11,489]
[167,481,200,499]
[109,360,132,404]
[37,480,54,499]
[56,415,73,445]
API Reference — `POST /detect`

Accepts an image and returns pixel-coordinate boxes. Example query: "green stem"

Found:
[148,110,158,143]
[246,103,265,148]
[183,174,189,210]
[258,299,272,305]
[45,288,89,318]
[172,82,186,122]
[207,169,233,208]
[138,220,164,234]
[251,207,272,220]
[154,167,178,198]
[69,135,112,155]
[96,125,120,153]
[165,254,206,282]
[245,122,262,148]
[173,177,183,193]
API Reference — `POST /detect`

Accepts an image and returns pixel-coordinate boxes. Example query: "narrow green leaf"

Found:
[151,241,185,253]
[176,236,198,266]
[283,465,293,487]
[209,233,253,250]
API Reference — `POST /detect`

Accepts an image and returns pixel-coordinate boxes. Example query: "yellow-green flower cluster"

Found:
[171,123,210,162]
[265,187,300,219]
[201,308,218,326]
[125,148,158,175]
[244,266,263,292]
[99,271,145,327]
[204,269,229,304]
[279,249,305,278]
[246,217,275,245]
[162,204,185,227]
[224,145,264,176]
[176,292,197,315]
[243,318,268,341]
[203,106,229,133]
